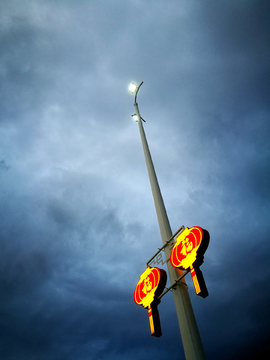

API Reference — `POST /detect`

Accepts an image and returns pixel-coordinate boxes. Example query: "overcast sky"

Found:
[0,1,270,359]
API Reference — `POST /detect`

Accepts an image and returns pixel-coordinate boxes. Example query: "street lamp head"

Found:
[131,113,139,122]
[129,81,144,122]
[129,83,137,94]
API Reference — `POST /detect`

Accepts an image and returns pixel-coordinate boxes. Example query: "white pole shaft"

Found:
[134,102,206,360]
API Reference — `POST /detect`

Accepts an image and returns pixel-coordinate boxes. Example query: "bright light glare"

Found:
[131,114,139,122]
[129,83,137,93]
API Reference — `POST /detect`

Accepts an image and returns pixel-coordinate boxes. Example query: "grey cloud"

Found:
[0,159,10,170]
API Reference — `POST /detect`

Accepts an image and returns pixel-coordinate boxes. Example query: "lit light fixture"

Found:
[129,81,146,122]
[129,83,137,94]
[131,113,146,122]
[131,113,139,122]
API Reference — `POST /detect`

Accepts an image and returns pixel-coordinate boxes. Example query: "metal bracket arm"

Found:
[146,225,185,267]
[157,270,189,301]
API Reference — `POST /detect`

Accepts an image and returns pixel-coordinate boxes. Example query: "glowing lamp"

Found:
[134,267,167,337]
[129,82,137,94]
[131,113,139,122]
[170,226,210,298]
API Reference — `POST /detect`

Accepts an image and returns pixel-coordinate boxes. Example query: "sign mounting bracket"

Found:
[146,225,185,267]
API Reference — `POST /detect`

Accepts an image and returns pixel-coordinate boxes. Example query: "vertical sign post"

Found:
[130,82,206,360]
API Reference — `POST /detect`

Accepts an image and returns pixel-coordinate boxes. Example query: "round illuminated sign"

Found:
[134,267,166,308]
[170,226,210,298]
[170,226,206,269]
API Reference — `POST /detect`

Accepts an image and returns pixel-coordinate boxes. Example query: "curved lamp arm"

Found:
[130,81,146,122]
[134,81,144,105]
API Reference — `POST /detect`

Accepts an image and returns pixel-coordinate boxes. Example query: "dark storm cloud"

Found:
[0,159,9,170]
[0,173,144,359]
[0,0,269,359]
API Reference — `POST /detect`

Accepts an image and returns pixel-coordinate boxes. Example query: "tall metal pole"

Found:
[133,83,206,360]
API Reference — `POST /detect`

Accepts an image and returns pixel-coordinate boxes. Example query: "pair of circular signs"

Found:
[134,226,210,336]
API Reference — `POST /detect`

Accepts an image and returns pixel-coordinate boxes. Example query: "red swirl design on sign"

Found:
[170,226,203,269]
[134,267,162,307]
[134,267,167,337]
[170,226,210,298]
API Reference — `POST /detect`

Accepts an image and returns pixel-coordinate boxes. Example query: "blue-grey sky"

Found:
[0,1,269,359]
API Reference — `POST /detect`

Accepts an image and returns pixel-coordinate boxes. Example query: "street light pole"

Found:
[131,82,206,360]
